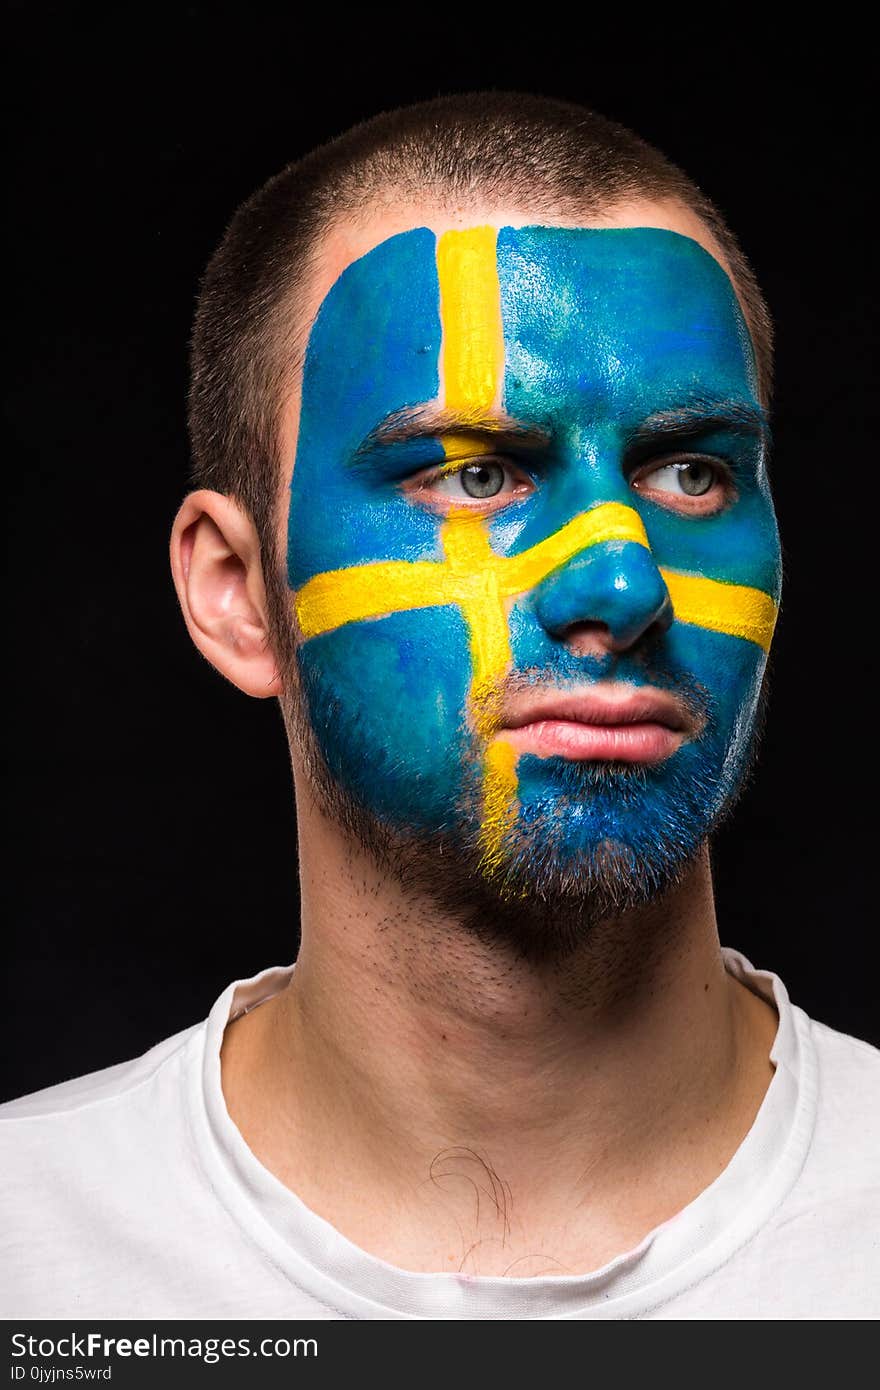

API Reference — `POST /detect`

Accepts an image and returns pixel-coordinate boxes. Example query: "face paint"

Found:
[286,224,781,902]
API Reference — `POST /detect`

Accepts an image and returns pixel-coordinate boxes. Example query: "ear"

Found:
[169,490,283,698]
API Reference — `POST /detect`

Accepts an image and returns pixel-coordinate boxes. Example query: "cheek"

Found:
[296,607,475,829]
[645,492,782,603]
[665,623,766,738]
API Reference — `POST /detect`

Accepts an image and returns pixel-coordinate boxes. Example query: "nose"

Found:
[531,539,673,655]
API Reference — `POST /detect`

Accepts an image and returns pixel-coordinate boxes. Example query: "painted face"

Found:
[286,224,781,896]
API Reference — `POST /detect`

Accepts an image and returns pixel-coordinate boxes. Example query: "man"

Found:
[2,93,877,1320]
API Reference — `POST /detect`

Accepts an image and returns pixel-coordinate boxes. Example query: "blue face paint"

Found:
[287,225,781,875]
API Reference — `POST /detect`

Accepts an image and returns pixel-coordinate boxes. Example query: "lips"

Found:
[495,683,694,763]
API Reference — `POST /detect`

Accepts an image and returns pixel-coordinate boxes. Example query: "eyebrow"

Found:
[627,398,771,449]
[352,406,552,461]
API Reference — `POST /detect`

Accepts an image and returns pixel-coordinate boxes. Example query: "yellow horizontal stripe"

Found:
[660,569,778,653]
[294,559,447,639]
[294,501,778,653]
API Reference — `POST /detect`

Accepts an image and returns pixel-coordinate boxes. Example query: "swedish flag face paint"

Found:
[287,224,781,897]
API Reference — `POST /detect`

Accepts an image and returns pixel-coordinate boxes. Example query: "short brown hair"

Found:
[187,91,773,584]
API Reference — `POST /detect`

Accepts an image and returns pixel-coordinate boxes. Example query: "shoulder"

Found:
[0,1021,215,1315]
[0,1023,202,1207]
[765,1010,879,1272]
[809,1012,880,1077]
[805,1012,880,1159]
[724,949,879,1153]
[0,1023,199,1124]
[725,1012,880,1317]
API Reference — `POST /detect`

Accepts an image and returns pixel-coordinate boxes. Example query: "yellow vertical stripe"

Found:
[436,227,504,415]
[441,511,513,719]
[436,227,514,878]
[480,739,520,877]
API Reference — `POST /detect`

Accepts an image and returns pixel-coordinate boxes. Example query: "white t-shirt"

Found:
[1,949,878,1320]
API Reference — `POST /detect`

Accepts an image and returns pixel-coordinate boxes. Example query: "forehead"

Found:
[297,225,757,454]
[496,226,756,417]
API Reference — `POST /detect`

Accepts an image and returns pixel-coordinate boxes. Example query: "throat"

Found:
[217,841,777,1277]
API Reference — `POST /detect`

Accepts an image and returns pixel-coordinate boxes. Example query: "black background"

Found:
[5,10,876,1101]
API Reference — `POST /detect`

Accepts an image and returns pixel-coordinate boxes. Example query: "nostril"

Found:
[561,620,618,659]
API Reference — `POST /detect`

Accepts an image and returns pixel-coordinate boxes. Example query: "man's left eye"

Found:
[632,454,731,510]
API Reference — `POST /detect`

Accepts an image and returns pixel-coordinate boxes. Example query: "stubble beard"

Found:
[279,659,769,969]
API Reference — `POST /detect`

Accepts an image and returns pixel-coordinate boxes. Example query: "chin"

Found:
[507,745,719,859]
[293,674,762,963]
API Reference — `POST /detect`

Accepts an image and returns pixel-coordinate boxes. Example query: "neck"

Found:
[221,777,777,1276]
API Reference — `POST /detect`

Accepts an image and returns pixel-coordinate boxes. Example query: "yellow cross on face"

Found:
[292,228,779,878]
[294,497,777,872]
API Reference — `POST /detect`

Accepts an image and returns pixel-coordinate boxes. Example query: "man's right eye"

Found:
[401,456,535,513]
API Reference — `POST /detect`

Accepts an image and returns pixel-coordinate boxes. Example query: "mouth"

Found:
[494,682,695,764]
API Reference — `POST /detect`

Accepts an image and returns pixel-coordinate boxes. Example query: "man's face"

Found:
[283,207,781,940]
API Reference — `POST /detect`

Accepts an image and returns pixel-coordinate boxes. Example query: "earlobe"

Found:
[169,490,283,699]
